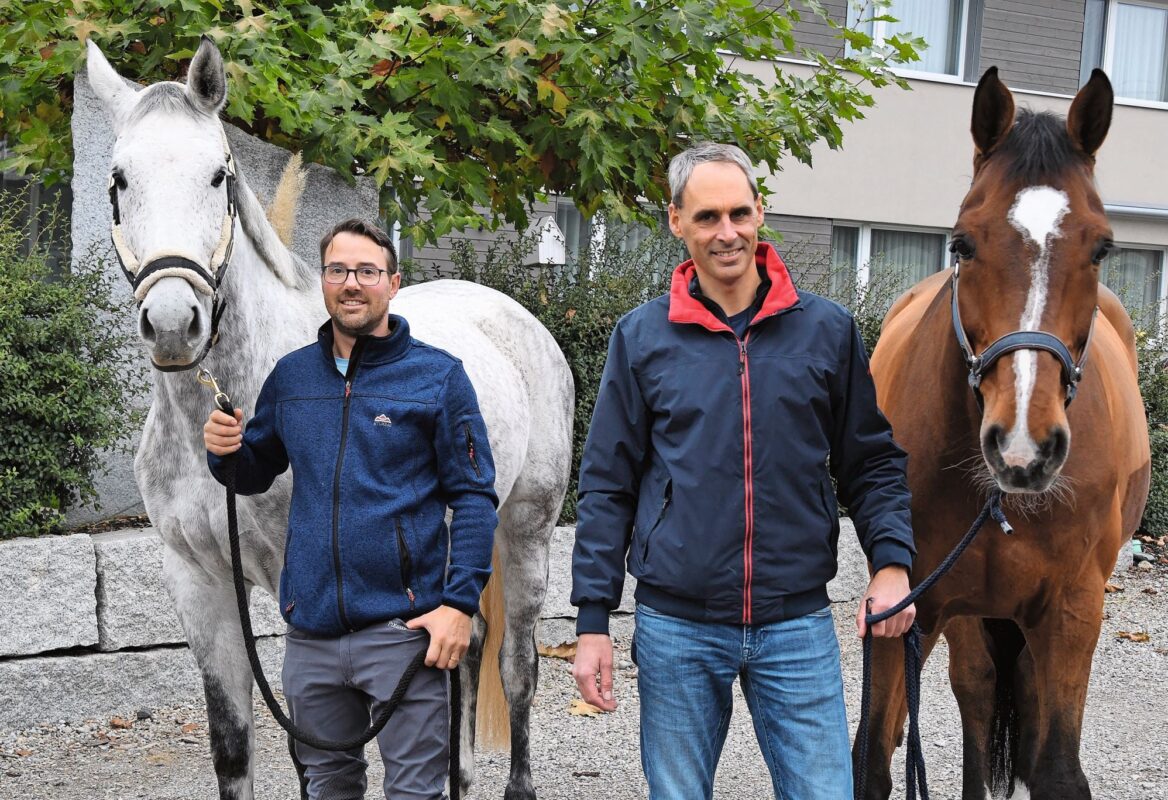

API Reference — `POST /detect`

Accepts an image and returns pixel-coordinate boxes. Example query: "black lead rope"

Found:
[207,380,461,799]
[855,491,1012,800]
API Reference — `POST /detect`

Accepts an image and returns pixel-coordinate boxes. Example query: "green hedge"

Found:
[0,197,142,538]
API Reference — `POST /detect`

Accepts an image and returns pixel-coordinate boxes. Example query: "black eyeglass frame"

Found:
[320,265,391,286]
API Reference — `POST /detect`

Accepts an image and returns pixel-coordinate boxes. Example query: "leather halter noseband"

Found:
[108,127,238,372]
[950,261,1097,410]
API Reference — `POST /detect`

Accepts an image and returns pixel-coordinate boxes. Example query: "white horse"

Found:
[85,36,573,800]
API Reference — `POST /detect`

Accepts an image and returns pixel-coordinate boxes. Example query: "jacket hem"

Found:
[634,583,830,626]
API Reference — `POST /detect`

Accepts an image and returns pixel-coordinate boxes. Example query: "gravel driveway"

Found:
[2,566,1164,799]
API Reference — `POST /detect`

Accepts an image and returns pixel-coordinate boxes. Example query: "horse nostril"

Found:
[187,306,201,340]
[983,424,1007,453]
[1041,427,1070,464]
[140,309,156,343]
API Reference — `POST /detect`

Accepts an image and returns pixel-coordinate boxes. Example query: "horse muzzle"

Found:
[981,422,1070,493]
[138,276,212,369]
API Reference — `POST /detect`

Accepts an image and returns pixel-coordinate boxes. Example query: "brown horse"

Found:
[856,68,1151,799]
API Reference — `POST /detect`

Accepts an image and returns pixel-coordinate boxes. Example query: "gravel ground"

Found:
[1,565,1164,800]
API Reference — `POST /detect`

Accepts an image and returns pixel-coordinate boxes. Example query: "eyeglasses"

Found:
[321,265,390,286]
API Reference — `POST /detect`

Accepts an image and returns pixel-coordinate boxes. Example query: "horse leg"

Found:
[945,616,1027,799]
[457,610,488,795]
[162,545,256,800]
[1012,584,1104,799]
[495,496,556,800]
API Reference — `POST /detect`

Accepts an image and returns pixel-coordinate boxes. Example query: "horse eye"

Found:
[211,168,227,188]
[949,236,975,261]
[1091,240,1114,264]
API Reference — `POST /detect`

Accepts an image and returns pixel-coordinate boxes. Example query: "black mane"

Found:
[992,109,1087,184]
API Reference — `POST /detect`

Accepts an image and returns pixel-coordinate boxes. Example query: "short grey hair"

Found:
[668,142,758,208]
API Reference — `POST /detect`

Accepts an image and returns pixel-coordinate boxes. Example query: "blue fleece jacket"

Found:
[571,243,914,634]
[208,316,498,637]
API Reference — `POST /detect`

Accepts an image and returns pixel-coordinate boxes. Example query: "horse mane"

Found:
[992,109,1089,184]
[235,167,316,290]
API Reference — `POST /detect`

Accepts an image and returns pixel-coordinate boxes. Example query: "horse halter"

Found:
[949,262,1097,410]
[107,126,238,372]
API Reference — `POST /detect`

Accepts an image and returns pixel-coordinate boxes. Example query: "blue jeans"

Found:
[633,603,852,800]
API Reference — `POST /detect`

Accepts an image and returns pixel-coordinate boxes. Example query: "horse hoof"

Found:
[503,785,537,800]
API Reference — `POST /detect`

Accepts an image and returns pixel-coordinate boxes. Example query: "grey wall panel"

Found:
[767,213,832,283]
[980,0,1085,95]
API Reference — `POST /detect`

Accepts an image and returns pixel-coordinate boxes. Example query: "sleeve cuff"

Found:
[869,540,914,575]
[575,602,611,636]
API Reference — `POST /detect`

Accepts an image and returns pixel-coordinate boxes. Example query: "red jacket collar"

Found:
[667,242,799,333]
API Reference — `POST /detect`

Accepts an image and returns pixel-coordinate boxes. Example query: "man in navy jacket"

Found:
[571,143,916,798]
[204,218,498,800]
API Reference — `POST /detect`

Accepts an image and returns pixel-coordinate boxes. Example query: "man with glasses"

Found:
[203,218,499,799]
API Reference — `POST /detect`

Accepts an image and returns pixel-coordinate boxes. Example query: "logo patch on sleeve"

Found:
[373,413,393,427]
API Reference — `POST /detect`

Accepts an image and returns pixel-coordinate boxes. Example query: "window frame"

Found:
[1099,241,1168,324]
[1091,0,1168,108]
[832,221,952,288]
[846,0,973,83]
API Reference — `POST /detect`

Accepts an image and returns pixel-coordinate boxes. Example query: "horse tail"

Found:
[986,619,1025,796]
[475,547,510,749]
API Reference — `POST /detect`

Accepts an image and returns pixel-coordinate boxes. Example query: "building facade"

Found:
[768,0,1168,317]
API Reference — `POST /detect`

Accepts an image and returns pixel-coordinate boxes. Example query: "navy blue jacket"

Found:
[208,317,498,637]
[572,243,914,634]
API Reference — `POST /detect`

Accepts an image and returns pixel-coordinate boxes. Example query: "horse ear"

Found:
[186,36,227,115]
[85,39,138,133]
[1066,68,1113,158]
[971,66,1015,161]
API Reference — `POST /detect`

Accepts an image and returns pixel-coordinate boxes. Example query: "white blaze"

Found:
[999,186,1069,469]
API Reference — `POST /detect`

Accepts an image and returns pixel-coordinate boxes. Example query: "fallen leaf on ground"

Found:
[568,698,602,717]
[1143,587,1159,595]
[180,722,200,734]
[1105,583,1123,593]
[110,716,133,729]
[1117,631,1151,643]
[538,641,577,662]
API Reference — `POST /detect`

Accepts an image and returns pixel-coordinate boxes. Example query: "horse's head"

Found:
[952,67,1114,494]
[87,37,236,370]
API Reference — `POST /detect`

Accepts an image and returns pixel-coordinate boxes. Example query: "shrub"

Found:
[0,196,142,538]
[1135,320,1168,536]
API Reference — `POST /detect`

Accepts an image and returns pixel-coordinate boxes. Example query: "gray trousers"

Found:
[282,620,449,800]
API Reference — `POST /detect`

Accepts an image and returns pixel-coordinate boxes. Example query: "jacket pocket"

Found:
[395,519,417,611]
[639,479,673,565]
[462,422,483,478]
[281,531,296,618]
[818,477,841,553]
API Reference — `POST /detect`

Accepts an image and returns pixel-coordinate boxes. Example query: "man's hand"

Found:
[856,565,915,638]
[406,606,471,670]
[204,408,243,456]
[571,633,617,712]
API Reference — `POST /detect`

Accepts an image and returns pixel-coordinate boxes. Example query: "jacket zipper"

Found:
[463,423,482,477]
[738,333,755,624]
[330,338,366,632]
[396,520,416,610]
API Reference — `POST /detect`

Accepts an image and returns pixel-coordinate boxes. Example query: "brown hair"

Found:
[318,218,398,274]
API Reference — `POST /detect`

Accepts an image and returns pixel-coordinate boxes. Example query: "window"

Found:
[1100,245,1166,326]
[831,223,948,302]
[847,0,970,78]
[554,197,594,264]
[1083,0,1168,103]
